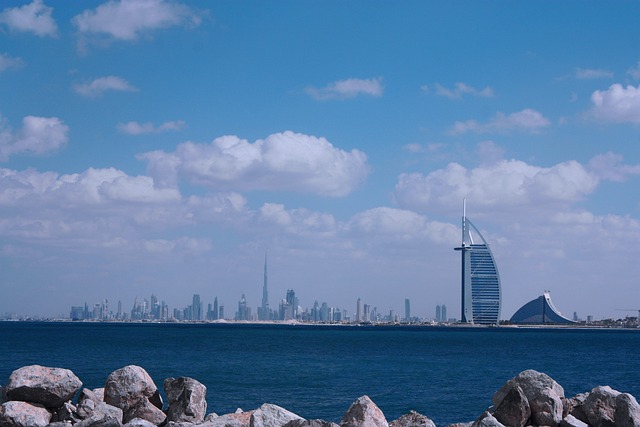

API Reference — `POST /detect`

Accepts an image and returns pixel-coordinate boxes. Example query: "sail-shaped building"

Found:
[454,201,502,325]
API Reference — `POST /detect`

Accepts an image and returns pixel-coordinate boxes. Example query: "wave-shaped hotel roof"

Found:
[510,292,576,324]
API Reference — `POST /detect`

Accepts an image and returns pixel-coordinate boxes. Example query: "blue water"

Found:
[0,322,638,426]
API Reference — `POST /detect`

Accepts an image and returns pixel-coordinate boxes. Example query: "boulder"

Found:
[0,400,51,427]
[5,365,82,408]
[340,396,388,427]
[582,386,620,427]
[250,403,304,427]
[124,419,157,427]
[530,387,564,427]
[104,365,165,425]
[471,412,505,427]
[50,401,76,423]
[74,398,123,427]
[492,369,565,408]
[560,414,589,427]
[615,393,640,427]
[164,377,207,424]
[493,384,530,427]
[569,392,590,423]
[284,419,340,427]
[93,388,105,402]
[202,410,254,427]
[389,410,435,427]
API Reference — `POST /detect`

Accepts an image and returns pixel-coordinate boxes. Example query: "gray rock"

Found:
[492,370,565,408]
[284,419,340,427]
[104,365,164,425]
[205,413,220,421]
[493,384,531,427]
[165,422,196,427]
[389,410,435,427]
[123,418,157,427]
[560,414,588,427]
[582,386,620,427]
[615,393,640,427]
[530,387,564,427]
[250,403,303,427]
[0,400,52,427]
[48,422,73,427]
[6,365,82,408]
[340,396,388,427]
[444,423,473,427]
[74,399,123,427]
[164,377,207,424]
[201,411,254,427]
[50,401,76,423]
[93,388,105,402]
[471,412,505,427]
[0,385,6,405]
[569,392,589,423]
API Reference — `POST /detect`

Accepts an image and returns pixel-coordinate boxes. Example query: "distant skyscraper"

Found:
[436,304,441,322]
[259,253,270,320]
[405,299,411,321]
[442,304,447,322]
[454,200,501,325]
[363,304,370,322]
[213,296,219,320]
[356,298,362,322]
[236,293,248,320]
[192,294,202,321]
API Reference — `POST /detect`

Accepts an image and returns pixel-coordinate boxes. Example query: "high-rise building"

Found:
[405,299,411,321]
[236,294,249,320]
[192,294,202,321]
[454,200,501,325]
[442,304,447,322]
[259,253,270,320]
[356,298,362,322]
[213,297,219,320]
[436,304,441,322]
[363,304,370,322]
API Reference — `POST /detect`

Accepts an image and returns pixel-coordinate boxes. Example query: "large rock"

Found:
[5,365,82,408]
[493,384,530,427]
[560,414,589,427]
[615,393,640,427]
[250,403,303,427]
[164,377,207,424]
[284,419,340,427]
[530,387,564,427]
[582,386,620,427]
[104,365,165,425]
[74,395,123,427]
[124,419,157,427]
[569,392,590,423]
[340,396,388,427]
[0,401,51,427]
[493,369,565,408]
[389,410,435,427]
[471,412,505,427]
[202,410,254,427]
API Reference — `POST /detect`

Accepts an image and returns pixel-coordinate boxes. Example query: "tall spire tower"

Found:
[260,252,270,320]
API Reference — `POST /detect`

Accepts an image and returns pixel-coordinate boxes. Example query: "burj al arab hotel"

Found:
[454,201,502,325]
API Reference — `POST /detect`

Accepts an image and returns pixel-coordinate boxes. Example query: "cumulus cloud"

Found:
[575,68,613,80]
[588,83,640,123]
[449,108,551,135]
[139,131,369,196]
[394,158,599,213]
[305,77,383,100]
[118,120,186,135]
[72,0,201,42]
[0,53,24,72]
[74,76,138,97]
[425,82,494,99]
[0,115,68,161]
[587,152,640,182]
[0,0,58,37]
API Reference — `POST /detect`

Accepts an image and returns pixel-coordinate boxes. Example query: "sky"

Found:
[0,0,639,320]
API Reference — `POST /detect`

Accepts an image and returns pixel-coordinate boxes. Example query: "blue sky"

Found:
[1,0,639,320]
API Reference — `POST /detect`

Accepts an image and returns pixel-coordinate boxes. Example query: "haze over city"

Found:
[0,1,639,320]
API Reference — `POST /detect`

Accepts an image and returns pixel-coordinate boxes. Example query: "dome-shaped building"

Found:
[510,292,575,324]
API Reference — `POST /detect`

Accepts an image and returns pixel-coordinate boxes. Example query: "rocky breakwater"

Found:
[0,366,639,427]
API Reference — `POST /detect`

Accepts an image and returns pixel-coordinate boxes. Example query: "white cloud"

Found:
[449,108,551,135]
[72,0,201,42]
[0,0,58,37]
[118,120,186,135]
[74,76,138,97]
[627,61,640,80]
[589,83,640,123]
[0,115,68,161]
[139,131,370,196]
[575,68,613,80]
[0,53,24,72]
[394,158,598,213]
[587,152,640,182]
[305,77,383,100]
[430,82,494,99]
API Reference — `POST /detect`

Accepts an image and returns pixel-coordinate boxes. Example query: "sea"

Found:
[0,322,638,426]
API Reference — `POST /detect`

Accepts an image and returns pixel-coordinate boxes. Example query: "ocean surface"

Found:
[0,322,638,426]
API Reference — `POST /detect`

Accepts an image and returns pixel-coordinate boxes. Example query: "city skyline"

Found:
[1,1,639,320]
